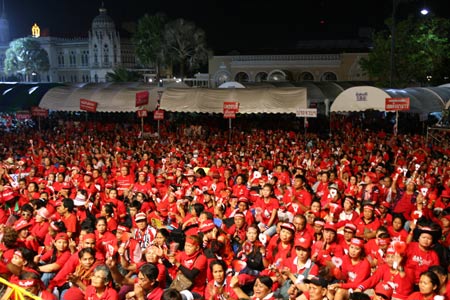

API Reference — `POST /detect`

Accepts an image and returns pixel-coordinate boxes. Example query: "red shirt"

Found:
[405,242,440,284]
[84,286,118,300]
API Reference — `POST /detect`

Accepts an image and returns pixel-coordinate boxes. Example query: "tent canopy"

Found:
[39,82,187,112]
[159,87,307,114]
[0,83,63,112]
[331,86,450,113]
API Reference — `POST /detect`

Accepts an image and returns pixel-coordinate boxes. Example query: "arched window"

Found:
[268,70,286,81]
[300,72,314,81]
[321,72,337,81]
[234,72,249,83]
[255,72,268,82]
[103,44,109,64]
[93,44,98,65]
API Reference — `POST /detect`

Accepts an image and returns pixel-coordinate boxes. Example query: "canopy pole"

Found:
[394,111,399,136]
[229,119,232,142]
[157,120,160,138]
[141,117,144,138]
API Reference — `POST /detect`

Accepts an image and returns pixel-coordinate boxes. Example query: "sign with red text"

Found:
[137,109,148,118]
[223,101,239,119]
[31,106,49,117]
[80,98,98,112]
[385,98,410,111]
[16,111,31,120]
[153,109,164,120]
[135,91,149,107]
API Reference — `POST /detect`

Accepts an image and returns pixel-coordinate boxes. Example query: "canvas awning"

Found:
[159,87,307,114]
[331,86,450,113]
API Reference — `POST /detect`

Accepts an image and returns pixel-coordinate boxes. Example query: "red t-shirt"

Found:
[84,285,118,300]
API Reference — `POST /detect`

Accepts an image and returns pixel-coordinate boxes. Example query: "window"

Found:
[58,51,65,67]
[103,44,109,64]
[69,51,76,66]
[93,45,98,65]
[321,72,337,81]
[234,72,249,83]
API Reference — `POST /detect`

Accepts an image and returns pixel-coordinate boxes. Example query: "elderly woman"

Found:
[84,265,118,300]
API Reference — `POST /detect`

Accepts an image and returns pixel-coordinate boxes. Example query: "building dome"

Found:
[91,7,115,31]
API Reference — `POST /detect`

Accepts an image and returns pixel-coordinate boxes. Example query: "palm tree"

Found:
[163,18,210,78]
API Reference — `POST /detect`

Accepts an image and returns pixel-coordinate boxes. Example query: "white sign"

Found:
[296,108,317,118]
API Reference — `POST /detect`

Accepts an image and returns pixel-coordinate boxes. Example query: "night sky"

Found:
[6,0,450,53]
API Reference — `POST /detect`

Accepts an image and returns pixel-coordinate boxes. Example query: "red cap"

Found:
[374,282,393,299]
[295,236,312,249]
[280,222,296,233]
[61,182,72,189]
[55,232,69,241]
[135,212,147,222]
[117,225,130,232]
[344,223,357,232]
[234,212,245,219]
[365,172,378,182]
[324,222,336,232]
[350,238,364,247]
[199,220,216,233]
[14,219,32,231]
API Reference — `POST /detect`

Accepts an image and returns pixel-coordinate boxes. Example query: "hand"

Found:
[328,283,340,291]
[230,275,239,288]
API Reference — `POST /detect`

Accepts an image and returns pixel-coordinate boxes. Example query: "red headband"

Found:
[82,233,96,241]
[18,279,37,288]
[185,237,199,246]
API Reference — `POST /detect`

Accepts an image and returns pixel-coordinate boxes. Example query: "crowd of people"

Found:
[0,117,449,300]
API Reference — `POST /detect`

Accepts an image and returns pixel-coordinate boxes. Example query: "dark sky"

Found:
[6,0,450,53]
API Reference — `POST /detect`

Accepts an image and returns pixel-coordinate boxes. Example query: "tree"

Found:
[106,66,140,82]
[4,37,50,82]
[163,18,210,78]
[360,16,450,88]
[132,14,167,79]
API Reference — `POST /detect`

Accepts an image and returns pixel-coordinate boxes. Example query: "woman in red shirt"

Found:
[205,260,238,300]
[332,238,371,300]
[407,271,440,300]
[265,222,295,265]
[253,184,279,237]
[83,265,118,300]
[37,232,71,288]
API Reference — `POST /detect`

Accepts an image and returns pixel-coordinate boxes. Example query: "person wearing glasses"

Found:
[84,265,118,300]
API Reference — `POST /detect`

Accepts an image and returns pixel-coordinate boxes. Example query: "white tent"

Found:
[159,87,307,114]
[331,86,449,113]
[39,82,187,112]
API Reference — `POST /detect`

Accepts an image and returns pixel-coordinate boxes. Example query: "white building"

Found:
[0,4,139,83]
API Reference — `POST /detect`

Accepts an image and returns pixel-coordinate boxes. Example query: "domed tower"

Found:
[0,0,10,44]
[88,3,121,81]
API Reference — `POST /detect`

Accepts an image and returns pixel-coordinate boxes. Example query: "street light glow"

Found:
[420,8,429,15]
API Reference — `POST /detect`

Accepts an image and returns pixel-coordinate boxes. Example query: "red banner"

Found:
[136,91,149,107]
[16,111,31,120]
[153,109,164,120]
[31,106,49,117]
[385,98,410,111]
[80,98,98,112]
[137,109,148,118]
